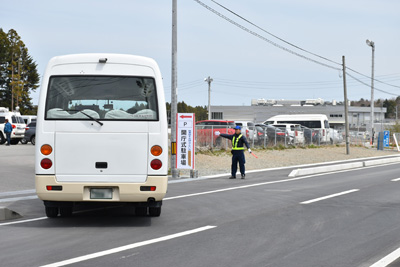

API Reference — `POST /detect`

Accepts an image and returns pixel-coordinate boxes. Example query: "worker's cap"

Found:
[234,125,241,130]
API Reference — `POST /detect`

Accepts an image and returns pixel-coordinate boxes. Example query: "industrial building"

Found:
[211,99,387,132]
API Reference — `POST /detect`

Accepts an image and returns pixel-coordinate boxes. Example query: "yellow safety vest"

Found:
[232,134,244,150]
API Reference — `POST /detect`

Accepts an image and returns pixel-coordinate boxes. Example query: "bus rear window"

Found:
[45,76,158,121]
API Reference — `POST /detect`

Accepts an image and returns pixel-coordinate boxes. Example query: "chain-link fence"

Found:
[194,125,342,150]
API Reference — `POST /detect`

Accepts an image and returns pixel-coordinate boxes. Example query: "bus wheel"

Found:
[45,207,59,218]
[60,207,73,217]
[149,207,161,217]
[135,207,148,216]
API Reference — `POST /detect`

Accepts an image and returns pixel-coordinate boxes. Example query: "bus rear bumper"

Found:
[35,175,168,203]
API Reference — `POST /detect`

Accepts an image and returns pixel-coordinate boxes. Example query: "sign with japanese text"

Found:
[176,113,195,169]
[383,130,390,148]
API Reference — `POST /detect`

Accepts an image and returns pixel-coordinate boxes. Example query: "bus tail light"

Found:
[46,186,62,191]
[41,144,53,155]
[140,186,156,191]
[150,159,162,170]
[41,158,52,169]
[151,145,163,156]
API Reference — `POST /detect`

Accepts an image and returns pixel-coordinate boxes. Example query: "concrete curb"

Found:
[363,157,400,167]
[288,157,400,177]
[0,207,22,221]
[288,162,364,177]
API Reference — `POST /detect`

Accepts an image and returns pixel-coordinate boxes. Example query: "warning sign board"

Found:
[176,113,195,169]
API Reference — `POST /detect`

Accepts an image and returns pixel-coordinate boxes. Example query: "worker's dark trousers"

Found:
[231,150,245,177]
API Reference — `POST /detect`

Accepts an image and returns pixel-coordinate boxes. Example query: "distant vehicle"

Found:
[235,121,256,141]
[272,124,304,145]
[21,122,36,145]
[196,120,235,146]
[0,107,26,145]
[264,114,331,143]
[254,124,291,145]
[21,115,37,125]
[300,126,320,144]
[329,129,343,144]
[35,54,168,218]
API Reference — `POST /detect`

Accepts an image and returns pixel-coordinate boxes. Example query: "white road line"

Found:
[0,217,47,226]
[39,225,217,267]
[369,247,400,267]
[391,178,400,182]
[300,189,360,204]
[0,195,38,203]
[0,189,36,197]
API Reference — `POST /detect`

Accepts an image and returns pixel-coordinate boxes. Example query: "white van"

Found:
[0,107,26,144]
[21,115,37,125]
[264,114,331,143]
[35,54,168,218]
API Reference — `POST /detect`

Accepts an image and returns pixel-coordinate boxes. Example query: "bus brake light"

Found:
[150,159,162,170]
[41,158,52,169]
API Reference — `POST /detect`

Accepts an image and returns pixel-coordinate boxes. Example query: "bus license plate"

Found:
[90,188,113,199]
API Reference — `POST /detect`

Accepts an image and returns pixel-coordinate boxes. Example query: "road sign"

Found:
[383,130,390,148]
[176,113,195,169]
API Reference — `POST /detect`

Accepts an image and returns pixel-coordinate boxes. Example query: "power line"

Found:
[193,0,400,92]
[192,0,341,71]
[346,72,398,96]
[210,0,342,68]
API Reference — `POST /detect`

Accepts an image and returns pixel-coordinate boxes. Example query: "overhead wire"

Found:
[193,0,400,95]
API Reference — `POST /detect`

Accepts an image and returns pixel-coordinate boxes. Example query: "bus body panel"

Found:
[36,175,167,202]
[35,54,168,208]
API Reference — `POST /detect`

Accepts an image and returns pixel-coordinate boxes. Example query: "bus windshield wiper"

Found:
[64,109,104,126]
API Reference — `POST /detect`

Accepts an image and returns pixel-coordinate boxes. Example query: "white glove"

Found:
[215,131,220,136]
[248,149,252,153]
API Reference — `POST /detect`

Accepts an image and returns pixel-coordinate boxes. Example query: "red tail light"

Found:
[295,131,298,136]
[41,158,52,169]
[323,129,325,136]
[150,159,162,170]
[12,124,16,129]
[25,127,29,130]
[277,132,285,136]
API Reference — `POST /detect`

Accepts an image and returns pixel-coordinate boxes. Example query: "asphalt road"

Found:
[1,145,400,266]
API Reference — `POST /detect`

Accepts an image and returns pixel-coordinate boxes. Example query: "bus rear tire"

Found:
[149,207,161,217]
[45,207,59,218]
[135,207,147,216]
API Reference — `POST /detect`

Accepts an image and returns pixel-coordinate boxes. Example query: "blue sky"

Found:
[1,0,399,107]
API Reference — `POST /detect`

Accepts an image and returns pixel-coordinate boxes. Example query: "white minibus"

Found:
[35,54,168,218]
[264,114,331,143]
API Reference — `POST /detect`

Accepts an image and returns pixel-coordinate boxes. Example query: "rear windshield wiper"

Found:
[63,109,103,126]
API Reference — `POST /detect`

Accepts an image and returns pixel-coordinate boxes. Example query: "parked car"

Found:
[21,122,36,145]
[254,124,291,145]
[0,107,26,145]
[329,129,343,144]
[272,124,304,145]
[235,121,256,141]
[196,120,235,146]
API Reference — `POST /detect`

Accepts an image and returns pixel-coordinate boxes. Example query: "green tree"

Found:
[166,102,208,122]
[0,28,39,114]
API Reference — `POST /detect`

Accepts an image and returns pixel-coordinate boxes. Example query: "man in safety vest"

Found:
[215,125,251,179]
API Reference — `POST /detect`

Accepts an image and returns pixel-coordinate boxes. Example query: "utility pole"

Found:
[342,56,350,155]
[205,76,213,120]
[170,0,178,178]
[366,39,375,144]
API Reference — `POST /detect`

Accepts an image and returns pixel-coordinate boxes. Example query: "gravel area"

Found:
[177,146,398,178]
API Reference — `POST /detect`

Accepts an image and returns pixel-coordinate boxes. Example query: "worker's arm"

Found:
[215,131,233,140]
